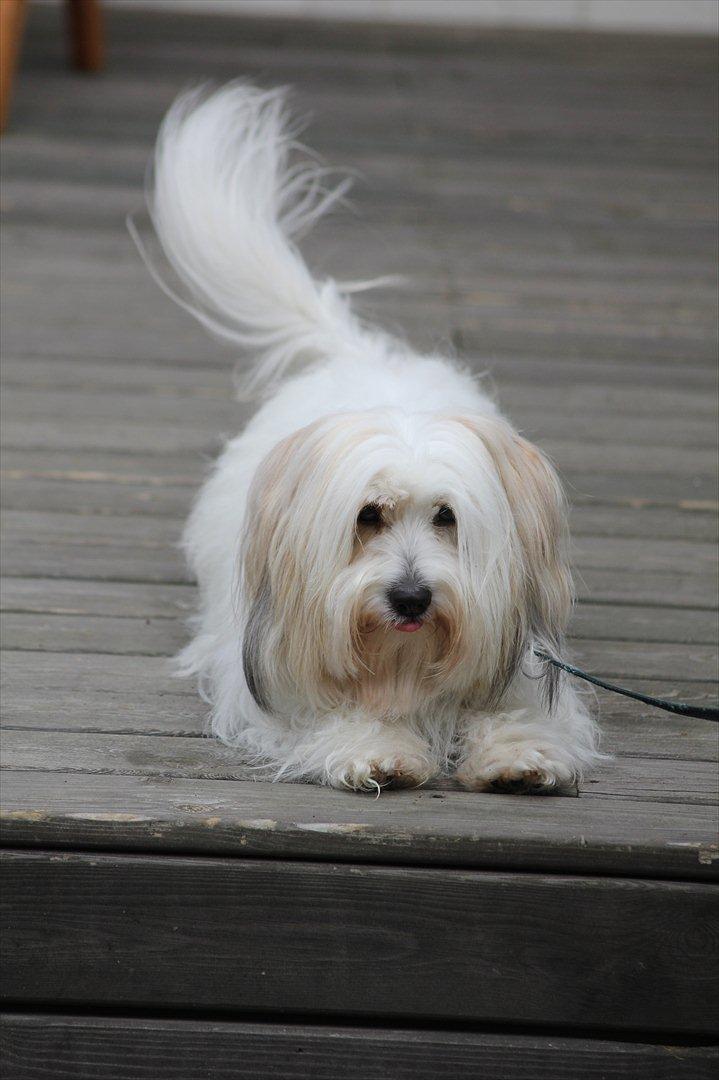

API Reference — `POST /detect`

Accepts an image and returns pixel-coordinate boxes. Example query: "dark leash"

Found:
[534,649,719,722]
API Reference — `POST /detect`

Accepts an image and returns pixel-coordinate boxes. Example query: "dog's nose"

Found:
[388,582,432,618]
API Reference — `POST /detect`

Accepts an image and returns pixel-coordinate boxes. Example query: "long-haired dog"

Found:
[146,83,601,793]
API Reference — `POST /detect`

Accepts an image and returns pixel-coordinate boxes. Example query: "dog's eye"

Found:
[433,505,456,527]
[357,503,382,526]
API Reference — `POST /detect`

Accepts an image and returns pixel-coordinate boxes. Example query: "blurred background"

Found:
[31,0,719,32]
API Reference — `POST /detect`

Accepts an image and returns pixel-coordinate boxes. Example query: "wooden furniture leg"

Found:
[66,0,104,72]
[0,0,27,133]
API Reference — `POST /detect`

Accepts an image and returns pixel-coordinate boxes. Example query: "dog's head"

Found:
[241,410,571,717]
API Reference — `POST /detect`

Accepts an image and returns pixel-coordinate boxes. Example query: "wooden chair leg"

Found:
[66,0,104,72]
[0,0,27,133]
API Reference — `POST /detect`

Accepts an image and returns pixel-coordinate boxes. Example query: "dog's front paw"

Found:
[329,752,437,793]
[455,742,577,794]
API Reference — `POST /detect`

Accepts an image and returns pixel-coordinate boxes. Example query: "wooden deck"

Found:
[1,7,718,1077]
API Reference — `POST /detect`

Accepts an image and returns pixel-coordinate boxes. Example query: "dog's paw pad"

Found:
[371,756,435,790]
[332,754,436,792]
[456,747,574,795]
[375,759,429,789]
[487,768,549,794]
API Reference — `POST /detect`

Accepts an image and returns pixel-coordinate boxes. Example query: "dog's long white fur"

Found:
[151,83,372,398]
[149,83,602,792]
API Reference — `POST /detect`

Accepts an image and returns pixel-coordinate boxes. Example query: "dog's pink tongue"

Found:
[396,620,422,633]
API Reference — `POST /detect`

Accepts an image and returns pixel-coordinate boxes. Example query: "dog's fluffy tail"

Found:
[145,82,372,396]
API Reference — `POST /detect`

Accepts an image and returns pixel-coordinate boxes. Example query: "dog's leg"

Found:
[290,714,439,793]
[455,680,600,794]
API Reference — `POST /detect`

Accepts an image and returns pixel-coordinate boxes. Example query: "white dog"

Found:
[146,83,601,793]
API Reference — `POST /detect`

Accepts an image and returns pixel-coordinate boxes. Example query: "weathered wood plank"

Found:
[4,208,717,366]
[2,605,717,656]
[4,111,717,194]
[567,505,718,543]
[6,428,715,494]
[8,197,712,316]
[571,536,719,583]
[2,771,717,880]
[7,69,716,181]
[1,418,223,456]
[2,194,717,303]
[4,471,717,528]
[0,649,191,698]
[580,757,718,805]
[0,542,189,585]
[7,69,717,175]
[4,384,718,451]
[2,728,716,805]
[0,514,187,565]
[569,604,718,645]
[2,1014,716,1080]
[5,193,711,299]
[2,850,716,1031]
[3,115,717,201]
[0,407,715,462]
[2,512,716,609]
[1,608,716,683]
[0,476,195,518]
[4,448,716,511]
[2,371,717,450]
[0,612,189,657]
[4,353,717,400]
[4,414,716,474]
[0,448,203,485]
[23,2,719,64]
[0,650,204,736]
[3,578,716,645]
[0,577,194,619]
[4,271,716,367]
[2,466,715,538]
[5,510,717,573]
[568,640,717,683]
[3,649,716,762]
[573,568,718,610]
[7,38,719,143]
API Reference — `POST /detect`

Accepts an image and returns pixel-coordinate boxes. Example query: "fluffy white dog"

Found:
[146,83,601,793]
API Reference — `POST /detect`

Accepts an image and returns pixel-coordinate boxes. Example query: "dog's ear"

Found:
[241,426,310,712]
[241,419,340,712]
[456,415,573,705]
[242,573,273,712]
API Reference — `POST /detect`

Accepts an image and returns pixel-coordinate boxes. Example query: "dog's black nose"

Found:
[388,582,432,618]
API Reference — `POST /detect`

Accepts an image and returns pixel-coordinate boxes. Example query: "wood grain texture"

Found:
[3,592,716,647]
[1,601,717,654]
[3,378,718,456]
[1,850,717,1035]
[2,608,715,685]
[2,727,717,805]
[3,578,718,643]
[2,1014,717,1080]
[4,353,716,401]
[0,577,194,619]
[4,470,717,525]
[3,648,716,761]
[3,510,717,606]
[1,771,717,880]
